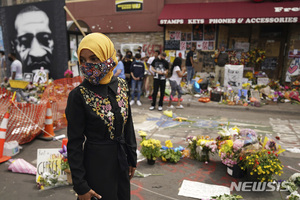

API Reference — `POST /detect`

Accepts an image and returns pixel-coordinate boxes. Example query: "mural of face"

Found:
[14,7,54,73]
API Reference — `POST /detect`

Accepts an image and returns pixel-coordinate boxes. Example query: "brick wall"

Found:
[105,32,164,56]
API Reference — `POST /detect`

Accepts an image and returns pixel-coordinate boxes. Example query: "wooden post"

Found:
[64,6,86,37]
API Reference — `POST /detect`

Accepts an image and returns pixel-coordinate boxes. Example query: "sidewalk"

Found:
[138,94,300,116]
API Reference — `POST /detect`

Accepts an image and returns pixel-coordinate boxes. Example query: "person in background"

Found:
[65,33,137,200]
[142,56,150,97]
[130,53,144,106]
[122,50,134,85]
[186,46,196,85]
[167,57,186,109]
[146,50,160,100]
[0,51,6,82]
[137,46,146,59]
[113,53,125,79]
[149,52,169,111]
[8,52,27,102]
[215,46,229,86]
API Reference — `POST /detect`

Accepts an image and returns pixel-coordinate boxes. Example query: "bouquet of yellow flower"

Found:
[239,136,285,182]
[140,138,161,161]
[161,140,183,163]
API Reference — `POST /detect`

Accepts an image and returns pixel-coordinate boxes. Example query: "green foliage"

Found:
[161,149,182,163]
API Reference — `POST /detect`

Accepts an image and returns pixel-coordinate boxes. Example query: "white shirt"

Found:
[11,60,23,80]
[147,56,155,74]
[169,66,182,85]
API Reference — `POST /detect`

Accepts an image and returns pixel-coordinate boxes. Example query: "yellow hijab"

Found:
[77,33,118,84]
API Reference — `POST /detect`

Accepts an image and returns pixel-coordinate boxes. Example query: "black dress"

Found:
[65,77,137,200]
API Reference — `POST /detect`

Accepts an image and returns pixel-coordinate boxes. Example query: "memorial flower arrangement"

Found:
[160,140,183,163]
[239,136,285,182]
[290,173,300,186]
[140,138,162,161]
[59,145,69,171]
[240,52,250,66]
[211,194,243,200]
[249,48,266,64]
[186,135,217,162]
[216,123,239,149]
[37,172,67,190]
[286,191,300,200]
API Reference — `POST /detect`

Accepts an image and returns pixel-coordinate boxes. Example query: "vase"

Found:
[227,164,245,178]
[147,158,156,165]
[199,150,209,162]
[64,169,73,184]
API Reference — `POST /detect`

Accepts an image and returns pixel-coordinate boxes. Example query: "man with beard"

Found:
[12,5,54,75]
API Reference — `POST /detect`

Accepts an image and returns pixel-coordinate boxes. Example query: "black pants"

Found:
[151,79,166,107]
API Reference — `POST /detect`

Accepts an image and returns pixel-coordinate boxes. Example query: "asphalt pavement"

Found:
[0,94,300,200]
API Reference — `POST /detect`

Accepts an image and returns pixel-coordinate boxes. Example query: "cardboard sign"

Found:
[257,77,269,85]
[36,148,66,182]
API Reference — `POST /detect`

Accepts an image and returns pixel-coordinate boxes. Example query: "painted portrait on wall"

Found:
[0,0,68,79]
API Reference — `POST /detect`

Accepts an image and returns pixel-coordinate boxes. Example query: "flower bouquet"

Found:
[160,140,183,163]
[239,136,285,182]
[290,173,300,186]
[140,138,161,165]
[186,135,217,163]
[59,144,72,184]
[37,172,67,190]
[216,123,239,149]
[211,194,243,200]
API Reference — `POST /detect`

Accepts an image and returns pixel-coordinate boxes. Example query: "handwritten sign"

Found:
[175,31,181,40]
[36,148,66,182]
[257,77,269,86]
[178,180,230,199]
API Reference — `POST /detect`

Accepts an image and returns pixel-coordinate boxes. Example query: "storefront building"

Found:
[158,0,300,82]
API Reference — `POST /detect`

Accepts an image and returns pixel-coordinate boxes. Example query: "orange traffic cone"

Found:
[0,112,11,163]
[39,101,55,141]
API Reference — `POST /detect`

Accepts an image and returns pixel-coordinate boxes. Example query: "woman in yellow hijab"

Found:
[66,33,137,200]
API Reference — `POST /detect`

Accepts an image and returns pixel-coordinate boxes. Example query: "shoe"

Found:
[149,106,155,111]
[130,100,135,106]
[167,105,174,109]
[148,96,152,100]
[176,105,184,109]
[137,100,142,106]
[158,106,163,111]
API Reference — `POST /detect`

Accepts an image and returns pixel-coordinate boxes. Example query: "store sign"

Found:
[274,7,300,13]
[159,17,298,24]
[115,0,143,12]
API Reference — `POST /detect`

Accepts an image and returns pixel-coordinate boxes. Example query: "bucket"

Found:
[3,141,20,157]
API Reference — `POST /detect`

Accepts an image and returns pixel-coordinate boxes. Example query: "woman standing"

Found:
[65,33,137,200]
[167,57,186,109]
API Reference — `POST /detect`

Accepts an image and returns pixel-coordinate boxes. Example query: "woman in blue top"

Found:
[113,54,126,79]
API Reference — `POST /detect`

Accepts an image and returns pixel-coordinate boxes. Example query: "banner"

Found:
[116,0,143,12]
[224,65,244,91]
[0,0,68,79]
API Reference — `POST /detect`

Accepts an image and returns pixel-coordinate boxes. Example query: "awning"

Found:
[158,1,300,25]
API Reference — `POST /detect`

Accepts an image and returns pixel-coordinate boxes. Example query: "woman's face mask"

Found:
[80,58,116,85]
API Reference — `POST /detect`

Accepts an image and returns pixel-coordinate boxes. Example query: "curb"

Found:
[138,95,300,116]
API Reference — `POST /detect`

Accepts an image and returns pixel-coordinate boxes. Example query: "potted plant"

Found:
[140,138,161,165]
[160,140,183,163]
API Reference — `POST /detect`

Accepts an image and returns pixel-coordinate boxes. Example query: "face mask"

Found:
[80,57,116,85]
[8,57,13,62]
